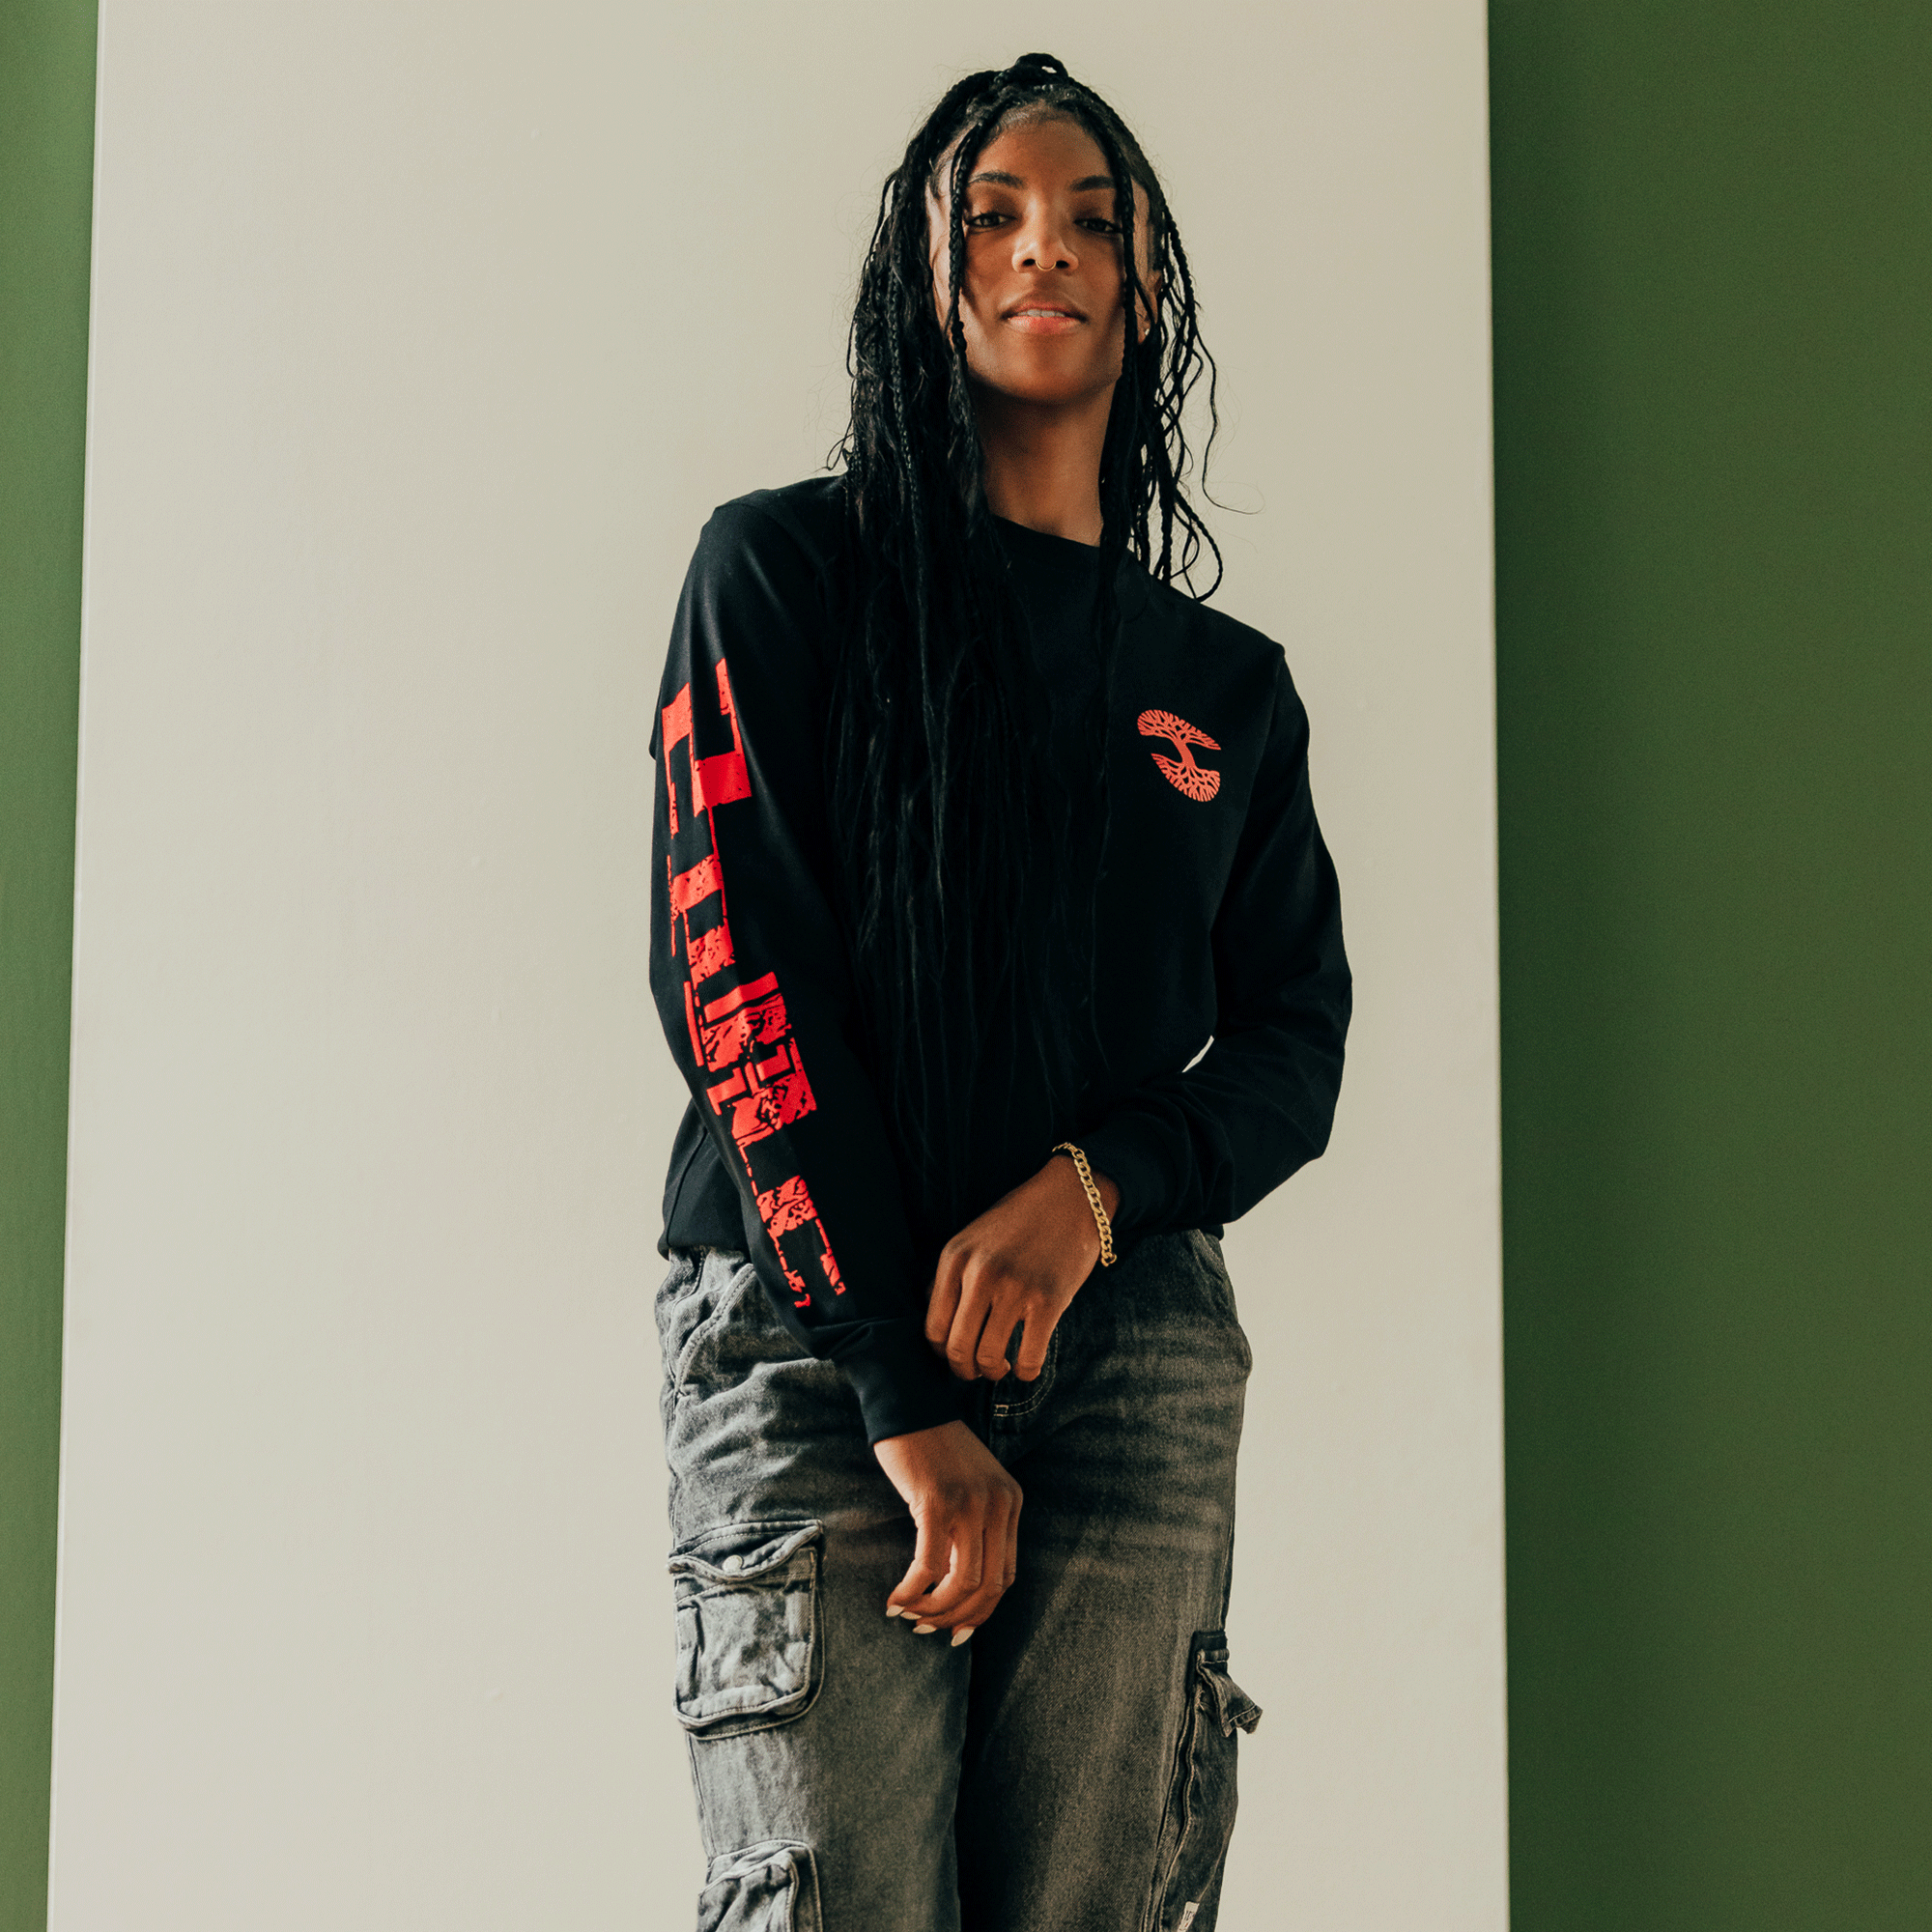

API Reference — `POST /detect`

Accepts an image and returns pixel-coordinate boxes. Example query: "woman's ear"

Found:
[1135,268,1165,342]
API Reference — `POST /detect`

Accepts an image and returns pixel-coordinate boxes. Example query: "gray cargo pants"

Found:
[656,1229,1259,1932]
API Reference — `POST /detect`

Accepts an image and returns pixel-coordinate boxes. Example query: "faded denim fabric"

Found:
[657,1230,1260,1932]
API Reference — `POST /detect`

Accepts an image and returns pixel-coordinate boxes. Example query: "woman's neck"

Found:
[973,384,1111,547]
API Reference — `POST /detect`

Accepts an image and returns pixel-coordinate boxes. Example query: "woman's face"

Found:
[927,113,1159,411]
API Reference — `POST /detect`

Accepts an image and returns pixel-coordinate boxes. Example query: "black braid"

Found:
[830,54,1222,1235]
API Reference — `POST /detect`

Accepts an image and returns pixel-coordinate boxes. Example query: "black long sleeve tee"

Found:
[649,477,1350,1444]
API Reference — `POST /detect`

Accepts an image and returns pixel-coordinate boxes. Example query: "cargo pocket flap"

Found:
[669,1519,823,1733]
[668,1519,822,1585]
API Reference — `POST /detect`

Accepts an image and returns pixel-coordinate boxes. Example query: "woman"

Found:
[649,52,1349,1932]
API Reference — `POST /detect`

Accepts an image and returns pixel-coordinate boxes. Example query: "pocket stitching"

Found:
[991,1323,1061,1421]
[668,1257,756,1396]
[1147,1686,1204,1932]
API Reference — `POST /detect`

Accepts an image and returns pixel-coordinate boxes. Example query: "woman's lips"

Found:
[1003,307,1086,335]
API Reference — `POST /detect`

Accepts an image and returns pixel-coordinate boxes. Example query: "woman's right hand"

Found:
[872,1419,1022,1642]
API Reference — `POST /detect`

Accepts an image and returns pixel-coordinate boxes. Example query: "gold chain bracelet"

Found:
[1051,1142,1117,1266]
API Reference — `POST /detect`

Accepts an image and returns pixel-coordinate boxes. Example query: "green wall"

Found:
[0,2,98,1926]
[3,3,1928,1926]
[1492,3,1931,1926]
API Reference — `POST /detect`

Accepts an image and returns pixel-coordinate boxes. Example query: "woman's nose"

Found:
[1012,209,1075,271]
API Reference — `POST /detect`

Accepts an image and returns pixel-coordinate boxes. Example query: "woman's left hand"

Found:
[925,1155,1122,1381]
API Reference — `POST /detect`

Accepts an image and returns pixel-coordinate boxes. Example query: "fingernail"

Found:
[885,1605,903,1618]
[912,1621,938,1635]
[951,1627,975,1647]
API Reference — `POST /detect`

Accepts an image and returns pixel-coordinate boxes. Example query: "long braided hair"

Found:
[830,52,1220,1231]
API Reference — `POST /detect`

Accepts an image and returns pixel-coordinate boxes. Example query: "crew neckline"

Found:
[992,515,1105,571]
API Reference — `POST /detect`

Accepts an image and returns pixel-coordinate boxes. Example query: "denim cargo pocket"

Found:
[1149,1630,1263,1931]
[696,1838,822,1932]
[668,1520,824,1739]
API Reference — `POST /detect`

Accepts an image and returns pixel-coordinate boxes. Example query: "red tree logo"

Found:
[1138,708,1221,801]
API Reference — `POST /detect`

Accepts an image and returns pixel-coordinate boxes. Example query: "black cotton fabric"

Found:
[649,476,1350,1444]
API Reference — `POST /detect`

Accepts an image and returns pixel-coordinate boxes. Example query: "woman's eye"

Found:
[1079,216,1123,235]
[963,212,1006,231]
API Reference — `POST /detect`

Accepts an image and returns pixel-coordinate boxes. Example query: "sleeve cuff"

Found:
[829,1319,975,1446]
[1074,1119,1172,1239]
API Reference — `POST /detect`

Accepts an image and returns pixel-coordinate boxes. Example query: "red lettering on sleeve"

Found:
[662,660,844,1306]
